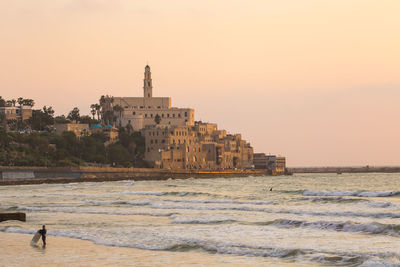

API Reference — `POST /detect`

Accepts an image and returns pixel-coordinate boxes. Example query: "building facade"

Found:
[142,122,253,170]
[0,105,32,129]
[103,65,194,131]
[55,123,89,138]
[254,153,286,174]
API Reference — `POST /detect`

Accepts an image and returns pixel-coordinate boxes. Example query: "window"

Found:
[145,114,148,118]
[162,114,164,118]
[150,140,153,144]
[173,114,175,118]
[178,114,181,118]
[185,112,188,117]
[133,112,136,115]
[157,106,161,109]
[151,114,153,118]
[167,114,170,118]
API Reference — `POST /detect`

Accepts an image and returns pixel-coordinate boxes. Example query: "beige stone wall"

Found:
[113,97,171,110]
[55,123,89,137]
[142,123,254,170]
[0,106,32,122]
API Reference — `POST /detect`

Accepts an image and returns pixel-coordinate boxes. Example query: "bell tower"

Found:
[143,65,153,98]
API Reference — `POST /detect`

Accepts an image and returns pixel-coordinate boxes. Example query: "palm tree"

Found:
[0,97,5,107]
[17,97,24,106]
[22,99,35,107]
[113,105,124,127]
[90,104,97,120]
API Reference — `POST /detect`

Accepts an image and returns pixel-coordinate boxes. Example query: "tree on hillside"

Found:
[67,107,80,122]
[113,105,124,127]
[6,119,17,131]
[22,99,35,107]
[17,97,24,106]
[55,115,68,124]
[102,110,115,125]
[90,104,97,120]
[0,97,5,107]
[28,106,55,131]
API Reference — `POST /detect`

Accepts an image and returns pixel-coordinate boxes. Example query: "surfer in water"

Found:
[38,225,47,246]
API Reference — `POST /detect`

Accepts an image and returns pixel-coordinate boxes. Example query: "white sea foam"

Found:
[303,190,400,197]
[85,200,151,206]
[150,203,400,218]
[163,199,274,206]
[16,206,174,217]
[272,219,400,236]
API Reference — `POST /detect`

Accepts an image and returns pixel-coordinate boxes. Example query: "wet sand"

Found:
[0,232,314,267]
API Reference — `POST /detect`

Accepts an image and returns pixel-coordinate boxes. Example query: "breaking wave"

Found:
[16,206,175,217]
[303,190,400,197]
[1,226,395,266]
[151,203,400,219]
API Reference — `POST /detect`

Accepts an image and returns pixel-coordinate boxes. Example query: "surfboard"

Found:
[30,231,41,246]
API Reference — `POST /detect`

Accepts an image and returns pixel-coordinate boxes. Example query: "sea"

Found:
[1,173,400,266]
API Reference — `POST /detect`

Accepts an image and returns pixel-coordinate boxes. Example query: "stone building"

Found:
[103,65,194,131]
[55,123,89,138]
[254,153,286,174]
[142,122,253,170]
[0,106,32,129]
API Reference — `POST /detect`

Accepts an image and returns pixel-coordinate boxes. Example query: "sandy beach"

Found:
[0,232,312,267]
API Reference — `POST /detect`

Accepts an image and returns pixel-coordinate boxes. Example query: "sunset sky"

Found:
[1,0,399,166]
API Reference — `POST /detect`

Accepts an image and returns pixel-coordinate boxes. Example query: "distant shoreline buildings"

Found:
[0,65,286,173]
[100,65,254,170]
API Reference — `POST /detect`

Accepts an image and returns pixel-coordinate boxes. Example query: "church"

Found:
[110,65,194,131]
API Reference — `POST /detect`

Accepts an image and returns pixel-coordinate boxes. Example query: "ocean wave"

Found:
[2,226,399,266]
[303,190,400,197]
[16,206,175,217]
[85,200,151,206]
[171,216,400,237]
[304,197,367,204]
[163,199,274,206]
[151,203,400,218]
[272,219,400,237]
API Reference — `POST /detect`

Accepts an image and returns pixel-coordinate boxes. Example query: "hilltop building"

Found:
[55,123,89,138]
[102,65,194,131]
[0,105,32,130]
[142,122,253,170]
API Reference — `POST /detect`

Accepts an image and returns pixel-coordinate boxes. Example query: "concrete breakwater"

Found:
[0,212,26,222]
[288,166,400,174]
[0,167,268,186]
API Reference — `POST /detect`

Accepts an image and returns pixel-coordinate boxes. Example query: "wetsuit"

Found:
[39,229,46,245]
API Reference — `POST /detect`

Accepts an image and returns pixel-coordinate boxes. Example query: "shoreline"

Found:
[0,167,269,186]
[0,232,311,267]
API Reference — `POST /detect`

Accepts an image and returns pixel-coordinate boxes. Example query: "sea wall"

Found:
[0,166,268,186]
[288,166,400,173]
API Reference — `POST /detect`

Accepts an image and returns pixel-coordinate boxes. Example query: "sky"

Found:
[0,0,399,166]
